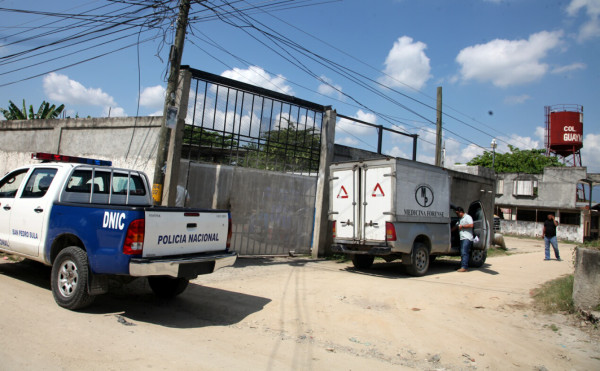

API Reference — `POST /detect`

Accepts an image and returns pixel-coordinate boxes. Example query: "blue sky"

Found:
[1,0,599,181]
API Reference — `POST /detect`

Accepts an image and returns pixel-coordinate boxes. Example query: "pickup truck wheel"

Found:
[51,247,95,310]
[351,255,374,269]
[469,249,487,268]
[148,276,189,298]
[407,243,429,277]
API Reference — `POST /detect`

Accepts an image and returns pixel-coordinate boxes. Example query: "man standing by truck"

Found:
[454,207,474,272]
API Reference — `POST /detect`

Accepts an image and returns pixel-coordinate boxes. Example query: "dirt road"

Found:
[0,236,598,370]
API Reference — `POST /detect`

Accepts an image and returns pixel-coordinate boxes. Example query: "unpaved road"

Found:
[0,236,598,370]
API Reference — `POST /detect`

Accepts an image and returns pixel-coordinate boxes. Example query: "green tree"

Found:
[467,145,564,174]
[0,99,65,120]
[183,125,237,148]
[245,120,320,172]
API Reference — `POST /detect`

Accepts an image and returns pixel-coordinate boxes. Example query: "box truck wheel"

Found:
[469,249,487,268]
[407,243,429,277]
[352,255,374,269]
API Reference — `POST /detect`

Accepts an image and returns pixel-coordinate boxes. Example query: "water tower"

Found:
[545,104,585,201]
[545,104,584,167]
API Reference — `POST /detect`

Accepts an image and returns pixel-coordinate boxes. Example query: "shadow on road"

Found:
[340,258,498,278]
[0,259,271,329]
[90,282,272,329]
[0,259,51,289]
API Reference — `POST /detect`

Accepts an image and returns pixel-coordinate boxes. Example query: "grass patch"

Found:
[531,274,575,314]
[325,253,349,263]
[486,247,511,258]
[582,240,600,251]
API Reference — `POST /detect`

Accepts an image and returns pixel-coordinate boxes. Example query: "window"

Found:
[21,168,58,198]
[112,173,146,196]
[66,170,146,196]
[0,169,28,198]
[496,179,504,195]
[66,170,110,194]
[561,212,580,226]
[513,179,538,197]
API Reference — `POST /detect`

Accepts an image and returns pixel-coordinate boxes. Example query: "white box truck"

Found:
[330,157,494,276]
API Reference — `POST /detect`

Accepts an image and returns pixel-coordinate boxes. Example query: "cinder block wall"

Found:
[0,117,161,180]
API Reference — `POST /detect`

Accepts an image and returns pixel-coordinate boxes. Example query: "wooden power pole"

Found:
[435,86,443,167]
[152,0,191,205]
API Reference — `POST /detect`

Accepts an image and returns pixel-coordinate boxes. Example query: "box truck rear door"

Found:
[362,164,393,241]
[331,166,358,240]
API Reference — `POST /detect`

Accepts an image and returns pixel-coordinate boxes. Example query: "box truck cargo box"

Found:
[330,157,494,276]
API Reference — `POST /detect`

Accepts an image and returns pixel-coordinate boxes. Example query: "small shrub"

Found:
[531,274,575,314]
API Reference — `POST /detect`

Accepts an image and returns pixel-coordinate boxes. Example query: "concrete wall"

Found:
[573,247,600,312]
[0,117,161,180]
[500,219,582,242]
[333,144,387,162]
[495,167,587,209]
[179,160,317,256]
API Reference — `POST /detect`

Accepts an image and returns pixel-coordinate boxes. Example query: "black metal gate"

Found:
[182,67,326,175]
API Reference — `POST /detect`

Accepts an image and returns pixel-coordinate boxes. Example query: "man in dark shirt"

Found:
[543,213,561,261]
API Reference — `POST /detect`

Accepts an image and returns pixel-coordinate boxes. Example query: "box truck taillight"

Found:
[123,219,144,255]
[385,222,396,241]
[332,221,337,238]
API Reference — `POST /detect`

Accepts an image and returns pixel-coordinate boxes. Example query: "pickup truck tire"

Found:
[469,249,487,268]
[148,276,189,298]
[51,247,95,310]
[352,255,374,269]
[407,243,429,277]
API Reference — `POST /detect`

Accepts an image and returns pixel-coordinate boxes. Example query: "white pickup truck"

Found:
[0,153,236,309]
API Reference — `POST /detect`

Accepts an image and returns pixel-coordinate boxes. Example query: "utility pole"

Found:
[435,86,443,167]
[152,0,191,205]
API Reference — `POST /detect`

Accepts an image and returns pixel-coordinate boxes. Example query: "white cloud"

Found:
[567,0,600,42]
[103,106,126,118]
[551,62,587,74]
[337,137,359,146]
[43,72,126,117]
[317,75,343,99]
[504,94,531,105]
[140,85,165,108]
[534,126,546,143]
[455,31,563,87]
[336,110,378,136]
[221,66,293,95]
[582,133,600,172]
[379,36,432,90]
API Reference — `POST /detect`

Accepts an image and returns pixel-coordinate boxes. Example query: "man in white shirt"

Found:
[454,206,474,272]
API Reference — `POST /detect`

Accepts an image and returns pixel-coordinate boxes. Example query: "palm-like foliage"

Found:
[1,100,65,120]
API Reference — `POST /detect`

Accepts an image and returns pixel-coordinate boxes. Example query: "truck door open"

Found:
[468,201,489,250]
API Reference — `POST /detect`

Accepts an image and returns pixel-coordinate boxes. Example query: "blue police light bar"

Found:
[32,152,112,166]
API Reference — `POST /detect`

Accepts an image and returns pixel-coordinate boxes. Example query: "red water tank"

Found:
[546,105,583,156]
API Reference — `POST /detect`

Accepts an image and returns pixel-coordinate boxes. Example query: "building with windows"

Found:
[494,167,600,242]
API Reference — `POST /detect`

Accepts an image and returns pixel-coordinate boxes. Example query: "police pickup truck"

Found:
[0,153,236,310]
